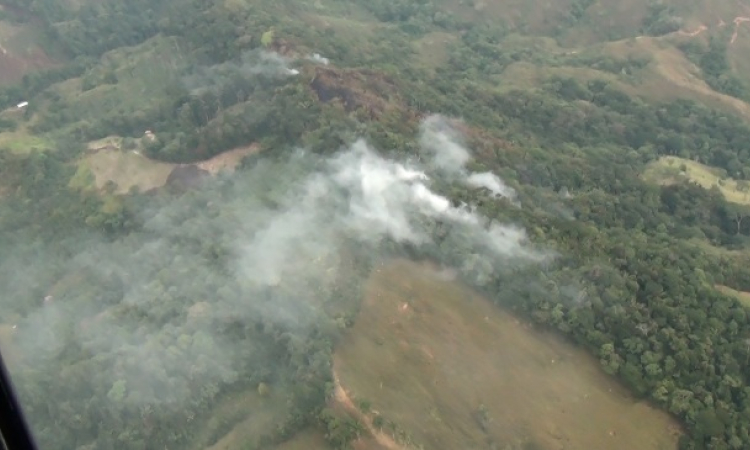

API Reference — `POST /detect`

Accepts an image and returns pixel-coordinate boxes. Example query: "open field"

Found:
[270,429,331,450]
[334,259,680,450]
[72,139,261,194]
[0,128,53,154]
[196,386,290,450]
[716,285,750,308]
[73,150,175,194]
[50,35,183,125]
[643,155,750,205]
[497,33,750,123]
[612,37,750,120]
[0,7,62,84]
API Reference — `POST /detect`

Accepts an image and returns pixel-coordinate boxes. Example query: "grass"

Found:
[716,285,750,308]
[333,259,680,450]
[0,128,53,154]
[0,9,62,84]
[76,149,175,194]
[421,0,750,124]
[483,32,750,124]
[72,139,260,195]
[622,37,750,119]
[191,385,291,450]
[302,13,382,43]
[643,155,750,205]
[434,0,575,35]
[269,429,331,450]
[50,35,184,125]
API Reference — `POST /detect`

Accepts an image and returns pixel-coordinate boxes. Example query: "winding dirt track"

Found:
[331,362,407,450]
[675,15,750,44]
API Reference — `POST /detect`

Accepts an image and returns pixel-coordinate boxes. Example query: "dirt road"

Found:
[331,362,409,450]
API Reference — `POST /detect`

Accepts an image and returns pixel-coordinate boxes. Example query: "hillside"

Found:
[3,1,750,450]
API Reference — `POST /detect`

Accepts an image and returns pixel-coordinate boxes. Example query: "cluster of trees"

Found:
[679,37,750,102]
[641,3,683,36]
[7,0,750,449]
[346,0,465,34]
[0,147,375,449]
[409,77,750,448]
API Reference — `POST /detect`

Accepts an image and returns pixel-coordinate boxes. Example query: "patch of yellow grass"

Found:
[73,141,261,195]
[87,135,123,151]
[334,259,681,450]
[643,156,750,205]
[81,150,175,194]
[716,285,750,308]
[601,37,750,121]
[196,144,260,175]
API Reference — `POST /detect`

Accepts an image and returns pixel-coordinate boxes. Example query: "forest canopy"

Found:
[3,0,750,450]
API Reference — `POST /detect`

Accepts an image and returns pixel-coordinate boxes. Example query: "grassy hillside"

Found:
[0,5,63,84]
[643,156,750,205]
[6,1,750,450]
[334,260,680,450]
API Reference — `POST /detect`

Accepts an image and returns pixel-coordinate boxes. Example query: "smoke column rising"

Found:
[3,115,548,422]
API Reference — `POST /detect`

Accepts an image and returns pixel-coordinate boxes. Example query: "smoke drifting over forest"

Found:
[1,116,549,445]
[182,49,330,96]
[183,50,300,95]
[420,115,517,200]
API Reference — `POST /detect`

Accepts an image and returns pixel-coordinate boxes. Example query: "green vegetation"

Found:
[643,156,750,205]
[335,260,680,450]
[678,36,750,101]
[715,285,750,309]
[5,1,750,450]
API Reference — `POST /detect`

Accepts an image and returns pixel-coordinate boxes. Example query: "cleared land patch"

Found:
[270,429,331,450]
[0,10,61,84]
[73,140,261,194]
[0,128,52,154]
[76,150,175,194]
[49,36,183,126]
[334,259,680,450]
[643,156,750,205]
[716,285,750,308]
[559,36,750,120]
[498,32,750,123]
[196,386,290,450]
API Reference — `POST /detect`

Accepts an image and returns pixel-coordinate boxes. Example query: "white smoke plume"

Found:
[467,172,516,198]
[307,53,330,65]
[419,115,471,175]
[419,114,518,201]
[2,115,548,422]
[183,49,299,95]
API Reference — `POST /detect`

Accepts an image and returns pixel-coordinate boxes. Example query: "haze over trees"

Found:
[4,0,750,450]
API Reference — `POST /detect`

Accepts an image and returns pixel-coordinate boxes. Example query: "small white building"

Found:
[16,101,28,109]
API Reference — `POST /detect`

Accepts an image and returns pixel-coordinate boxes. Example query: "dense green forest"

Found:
[5,0,750,449]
